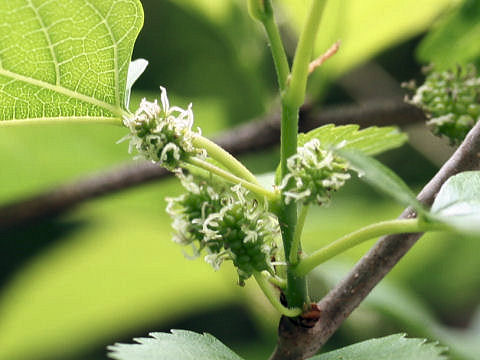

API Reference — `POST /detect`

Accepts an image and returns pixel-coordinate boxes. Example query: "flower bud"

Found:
[167,176,280,285]
[120,87,204,169]
[203,185,280,284]
[280,139,351,205]
[406,65,480,144]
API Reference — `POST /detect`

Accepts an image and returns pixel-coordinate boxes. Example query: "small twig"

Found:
[0,100,425,229]
[308,41,341,75]
[269,119,480,360]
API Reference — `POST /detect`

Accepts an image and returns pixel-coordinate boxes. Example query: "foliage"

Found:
[0,0,478,360]
[108,331,446,360]
[309,334,447,360]
[108,330,243,360]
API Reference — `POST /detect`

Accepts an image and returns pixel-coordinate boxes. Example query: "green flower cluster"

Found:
[121,87,204,169]
[167,174,280,285]
[406,65,480,144]
[280,139,351,205]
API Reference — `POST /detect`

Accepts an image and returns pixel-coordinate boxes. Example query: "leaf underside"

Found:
[0,0,143,125]
[107,330,244,360]
[430,171,480,235]
[299,124,408,156]
[309,333,448,360]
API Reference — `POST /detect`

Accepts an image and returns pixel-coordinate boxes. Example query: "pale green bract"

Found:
[309,334,447,360]
[0,0,144,126]
[107,330,244,360]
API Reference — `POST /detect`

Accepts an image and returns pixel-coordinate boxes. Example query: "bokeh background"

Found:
[0,0,479,359]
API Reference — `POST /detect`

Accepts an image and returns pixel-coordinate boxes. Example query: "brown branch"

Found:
[0,100,424,229]
[269,119,480,360]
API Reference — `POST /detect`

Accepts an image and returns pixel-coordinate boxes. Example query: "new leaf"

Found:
[108,330,244,360]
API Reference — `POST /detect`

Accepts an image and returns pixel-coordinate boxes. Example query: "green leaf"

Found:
[417,0,480,69]
[299,125,407,156]
[309,334,447,360]
[430,171,480,235]
[108,330,244,360]
[337,149,424,212]
[0,0,144,126]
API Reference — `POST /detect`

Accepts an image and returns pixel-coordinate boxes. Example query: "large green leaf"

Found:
[417,0,480,68]
[337,149,424,212]
[309,334,447,360]
[0,0,144,126]
[430,171,480,235]
[108,330,244,360]
[299,125,407,156]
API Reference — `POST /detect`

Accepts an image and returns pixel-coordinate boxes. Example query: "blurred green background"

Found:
[0,0,479,359]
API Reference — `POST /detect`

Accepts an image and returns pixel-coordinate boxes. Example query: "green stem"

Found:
[192,135,259,185]
[279,103,307,308]
[295,218,447,276]
[284,0,328,109]
[290,205,309,264]
[276,2,329,310]
[253,272,302,317]
[187,157,278,201]
[261,1,290,91]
